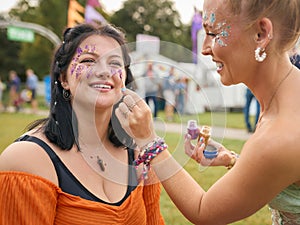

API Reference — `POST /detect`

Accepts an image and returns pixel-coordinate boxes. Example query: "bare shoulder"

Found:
[0,136,58,185]
[242,120,300,184]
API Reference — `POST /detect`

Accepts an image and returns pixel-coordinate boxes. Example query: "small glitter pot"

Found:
[203,145,218,159]
[187,120,200,140]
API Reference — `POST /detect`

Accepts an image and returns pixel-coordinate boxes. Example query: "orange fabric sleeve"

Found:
[143,169,165,225]
[0,171,59,225]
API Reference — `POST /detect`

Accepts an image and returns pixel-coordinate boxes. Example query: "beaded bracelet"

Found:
[226,151,239,170]
[134,138,168,179]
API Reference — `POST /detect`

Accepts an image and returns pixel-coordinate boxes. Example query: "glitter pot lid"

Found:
[203,145,218,159]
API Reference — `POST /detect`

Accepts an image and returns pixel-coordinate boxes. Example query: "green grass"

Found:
[157,110,252,130]
[0,112,45,150]
[0,112,270,224]
[159,132,270,225]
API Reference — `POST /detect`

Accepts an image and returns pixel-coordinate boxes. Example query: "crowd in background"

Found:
[0,69,38,114]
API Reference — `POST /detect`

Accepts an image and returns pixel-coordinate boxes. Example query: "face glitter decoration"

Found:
[111,68,123,79]
[70,45,97,78]
[203,10,231,47]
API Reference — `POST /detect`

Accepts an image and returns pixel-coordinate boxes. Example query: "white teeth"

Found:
[216,62,223,69]
[91,84,111,89]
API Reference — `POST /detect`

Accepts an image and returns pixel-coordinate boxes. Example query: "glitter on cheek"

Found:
[70,62,77,76]
[216,24,231,47]
[111,68,123,79]
[118,69,122,79]
[75,65,85,79]
[111,68,117,76]
[210,13,216,24]
[86,66,94,79]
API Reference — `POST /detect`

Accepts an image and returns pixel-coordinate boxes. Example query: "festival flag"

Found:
[85,0,107,25]
[68,0,85,27]
[191,6,203,64]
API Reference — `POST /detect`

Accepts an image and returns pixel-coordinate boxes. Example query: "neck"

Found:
[248,55,293,112]
[75,106,112,150]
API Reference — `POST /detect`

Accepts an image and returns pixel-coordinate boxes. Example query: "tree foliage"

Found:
[0,0,194,81]
[110,0,192,62]
[8,0,69,79]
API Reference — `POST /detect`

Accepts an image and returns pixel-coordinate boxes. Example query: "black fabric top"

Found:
[16,135,138,206]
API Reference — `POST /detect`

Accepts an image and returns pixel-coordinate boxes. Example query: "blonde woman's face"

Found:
[202,0,256,85]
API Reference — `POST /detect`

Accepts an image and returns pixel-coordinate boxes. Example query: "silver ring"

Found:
[128,102,137,111]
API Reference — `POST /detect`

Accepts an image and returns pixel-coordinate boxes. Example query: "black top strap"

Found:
[15,135,138,205]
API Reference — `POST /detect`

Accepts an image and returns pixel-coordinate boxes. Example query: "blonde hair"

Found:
[227,0,300,51]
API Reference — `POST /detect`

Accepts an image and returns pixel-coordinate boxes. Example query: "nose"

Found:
[95,70,111,79]
[93,61,111,79]
[201,36,213,56]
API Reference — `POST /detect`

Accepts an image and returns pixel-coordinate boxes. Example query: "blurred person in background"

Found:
[8,70,21,112]
[244,88,260,133]
[162,66,176,121]
[143,62,159,118]
[26,68,39,113]
[289,46,300,69]
[0,76,6,112]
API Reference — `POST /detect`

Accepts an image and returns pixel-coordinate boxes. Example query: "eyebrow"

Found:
[80,52,122,59]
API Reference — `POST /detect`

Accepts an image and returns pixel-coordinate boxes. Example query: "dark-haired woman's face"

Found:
[63,34,126,111]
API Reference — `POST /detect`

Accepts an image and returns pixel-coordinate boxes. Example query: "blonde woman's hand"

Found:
[185,135,233,167]
[115,88,157,148]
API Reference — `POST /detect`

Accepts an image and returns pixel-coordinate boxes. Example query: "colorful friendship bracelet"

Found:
[134,138,168,179]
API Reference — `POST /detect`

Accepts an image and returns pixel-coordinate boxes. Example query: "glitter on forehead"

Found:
[203,10,217,26]
[203,9,231,48]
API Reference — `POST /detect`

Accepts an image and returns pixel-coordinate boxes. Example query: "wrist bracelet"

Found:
[134,138,167,179]
[226,151,239,170]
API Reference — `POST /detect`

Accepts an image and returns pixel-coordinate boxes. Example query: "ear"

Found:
[59,75,70,90]
[254,17,273,49]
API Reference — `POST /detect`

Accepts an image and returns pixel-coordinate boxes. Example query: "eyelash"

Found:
[207,32,217,37]
[110,61,122,67]
[80,58,123,68]
[80,58,95,64]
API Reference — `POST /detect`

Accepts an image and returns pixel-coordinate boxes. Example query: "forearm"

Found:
[151,150,206,224]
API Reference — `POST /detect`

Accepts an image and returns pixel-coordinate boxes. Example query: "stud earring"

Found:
[63,89,71,101]
[255,47,267,62]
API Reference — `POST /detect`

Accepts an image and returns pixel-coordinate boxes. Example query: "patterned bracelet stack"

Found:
[134,138,168,179]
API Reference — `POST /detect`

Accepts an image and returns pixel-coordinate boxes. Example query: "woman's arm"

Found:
[116,89,300,224]
[0,171,58,224]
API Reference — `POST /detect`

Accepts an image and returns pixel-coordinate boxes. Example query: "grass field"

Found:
[0,112,271,224]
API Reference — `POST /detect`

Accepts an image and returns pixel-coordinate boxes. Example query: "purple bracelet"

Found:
[134,138,167,179]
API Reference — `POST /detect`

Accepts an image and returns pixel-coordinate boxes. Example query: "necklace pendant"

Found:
[97,156,105,172]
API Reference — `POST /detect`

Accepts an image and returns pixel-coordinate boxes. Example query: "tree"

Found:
[8,0,70,79]
[110,0,192,62]
[0,25,24,82]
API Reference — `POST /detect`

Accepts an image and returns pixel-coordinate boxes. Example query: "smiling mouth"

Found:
[90,84,112,90]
